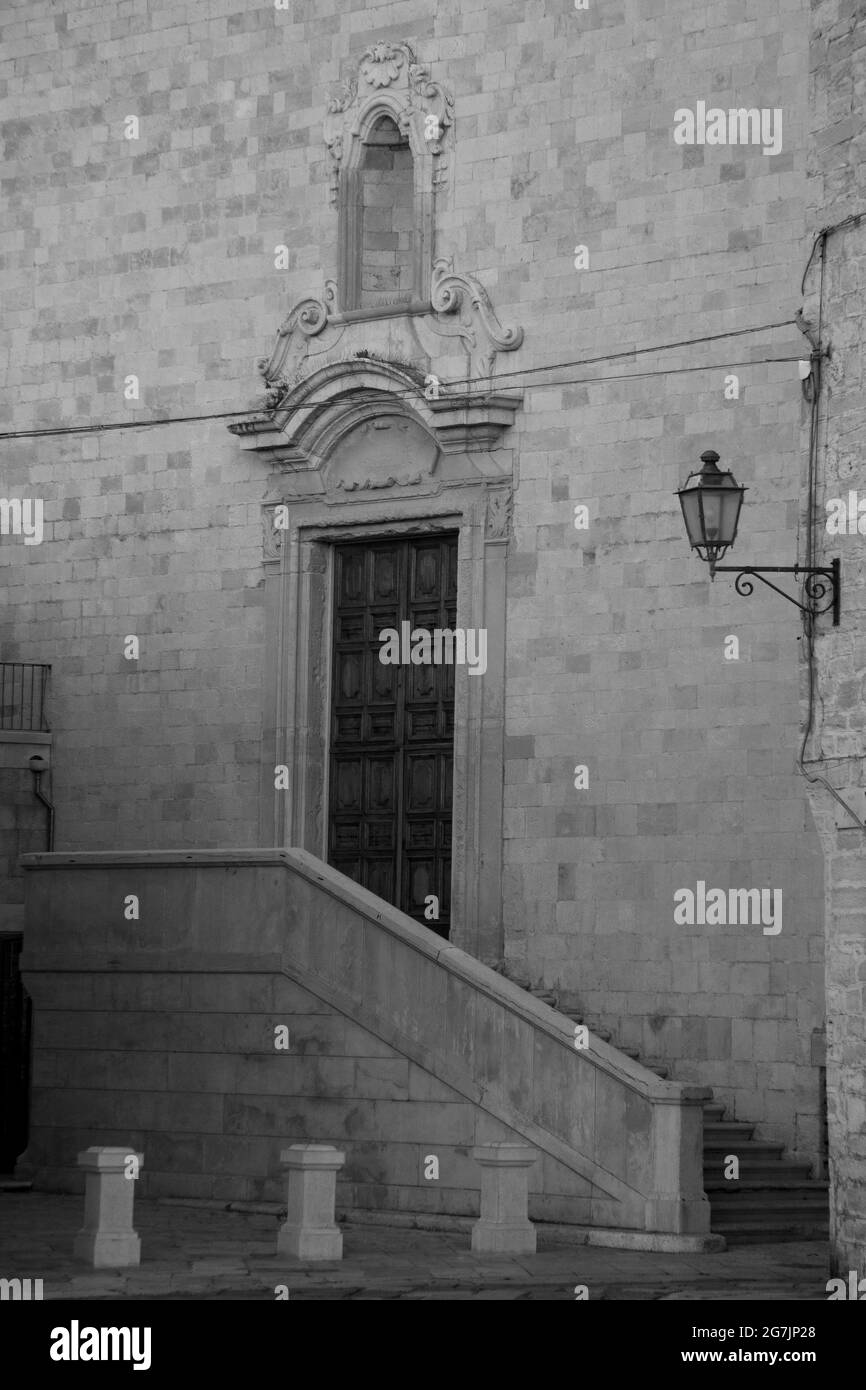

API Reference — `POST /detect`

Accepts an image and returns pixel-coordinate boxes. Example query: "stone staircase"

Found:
[19,850,715,1241]
[498,968,829,1245]
[700,1102,829,1244]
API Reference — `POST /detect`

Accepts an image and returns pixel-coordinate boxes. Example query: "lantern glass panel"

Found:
[719,487,743,543]
[679,490,702,548]
[701,490,723,540]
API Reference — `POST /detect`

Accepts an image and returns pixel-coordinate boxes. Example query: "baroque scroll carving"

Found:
[255,281,339,404]
[427,257,525,379]
[250,254,525,412]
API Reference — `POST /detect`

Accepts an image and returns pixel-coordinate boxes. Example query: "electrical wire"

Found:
[0,320,804,443]
[0,409,258,443]
[0,364,807,443]
[800,212,865,295]
[425,317,799,390]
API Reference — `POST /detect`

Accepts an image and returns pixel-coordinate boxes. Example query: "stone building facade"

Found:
[2,0,856,1243]
[802,0,866,1277]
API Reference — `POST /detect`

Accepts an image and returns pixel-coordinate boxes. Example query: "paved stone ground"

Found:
[0,1193,832,1301]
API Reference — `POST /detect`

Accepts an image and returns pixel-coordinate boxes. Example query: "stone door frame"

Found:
[260,480,510,964]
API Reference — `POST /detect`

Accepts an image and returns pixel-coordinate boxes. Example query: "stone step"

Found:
[704,1177,828,1194]
[703,1137,785,1159]
[711,1215,829,1244]
[705,1189,828,1210]
[703,1120,757,1143]
[703,1158,814,1181]
[707,1206,829,1227]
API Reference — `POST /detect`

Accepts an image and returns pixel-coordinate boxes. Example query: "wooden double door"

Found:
[328,534,457,940]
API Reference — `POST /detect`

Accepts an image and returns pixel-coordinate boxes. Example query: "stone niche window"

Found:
[358,115,414,308]
[338,109,435,314]
[326,44,451,316]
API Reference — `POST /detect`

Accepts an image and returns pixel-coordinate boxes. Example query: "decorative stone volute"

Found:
[428,258,524,377]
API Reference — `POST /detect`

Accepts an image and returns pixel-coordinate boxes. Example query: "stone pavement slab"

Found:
[0,1192,830,1301]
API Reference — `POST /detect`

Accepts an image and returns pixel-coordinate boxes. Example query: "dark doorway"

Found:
[329,534,456,939]
[0,933,31,1173]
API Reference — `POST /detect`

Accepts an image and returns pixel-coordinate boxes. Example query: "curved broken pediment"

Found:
[229,254,525,469]
[229,355,522,466]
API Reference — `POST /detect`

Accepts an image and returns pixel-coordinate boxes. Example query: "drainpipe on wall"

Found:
[811,1026,828,1182]
[28,754,54,852]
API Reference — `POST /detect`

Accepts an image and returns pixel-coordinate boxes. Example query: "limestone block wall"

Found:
[20,850,710,1235]
[482,0,825,1157]
[803,0,866,1277]
[0,0,825,1158]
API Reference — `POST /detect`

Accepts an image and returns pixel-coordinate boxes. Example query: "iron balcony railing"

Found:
[0,663,50,732]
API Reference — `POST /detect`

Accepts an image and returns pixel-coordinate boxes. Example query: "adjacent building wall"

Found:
[804,0,866,1277]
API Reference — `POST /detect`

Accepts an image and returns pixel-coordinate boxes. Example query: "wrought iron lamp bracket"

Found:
[711,558,840,626]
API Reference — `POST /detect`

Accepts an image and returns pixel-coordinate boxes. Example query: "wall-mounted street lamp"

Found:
[676,450,841,626]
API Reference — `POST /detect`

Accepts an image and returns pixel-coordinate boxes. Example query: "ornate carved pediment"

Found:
[229,352,522,467]
[324,40,454,203]
[227,250,525,465]
[243,257,523,408]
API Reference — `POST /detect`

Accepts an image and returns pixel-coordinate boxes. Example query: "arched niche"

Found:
[355,114,416,310]
[338,99,436,312]
[324,42,453,314]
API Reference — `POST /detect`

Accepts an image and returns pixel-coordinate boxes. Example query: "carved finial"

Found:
[360,42,409,88]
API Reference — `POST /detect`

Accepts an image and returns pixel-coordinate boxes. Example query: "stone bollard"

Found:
[73,1147,143,1268]
[277,1144,346,1260]
[471,1142,538,1254]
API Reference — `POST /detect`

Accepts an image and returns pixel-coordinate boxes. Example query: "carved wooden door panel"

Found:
[329,534,457,939]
